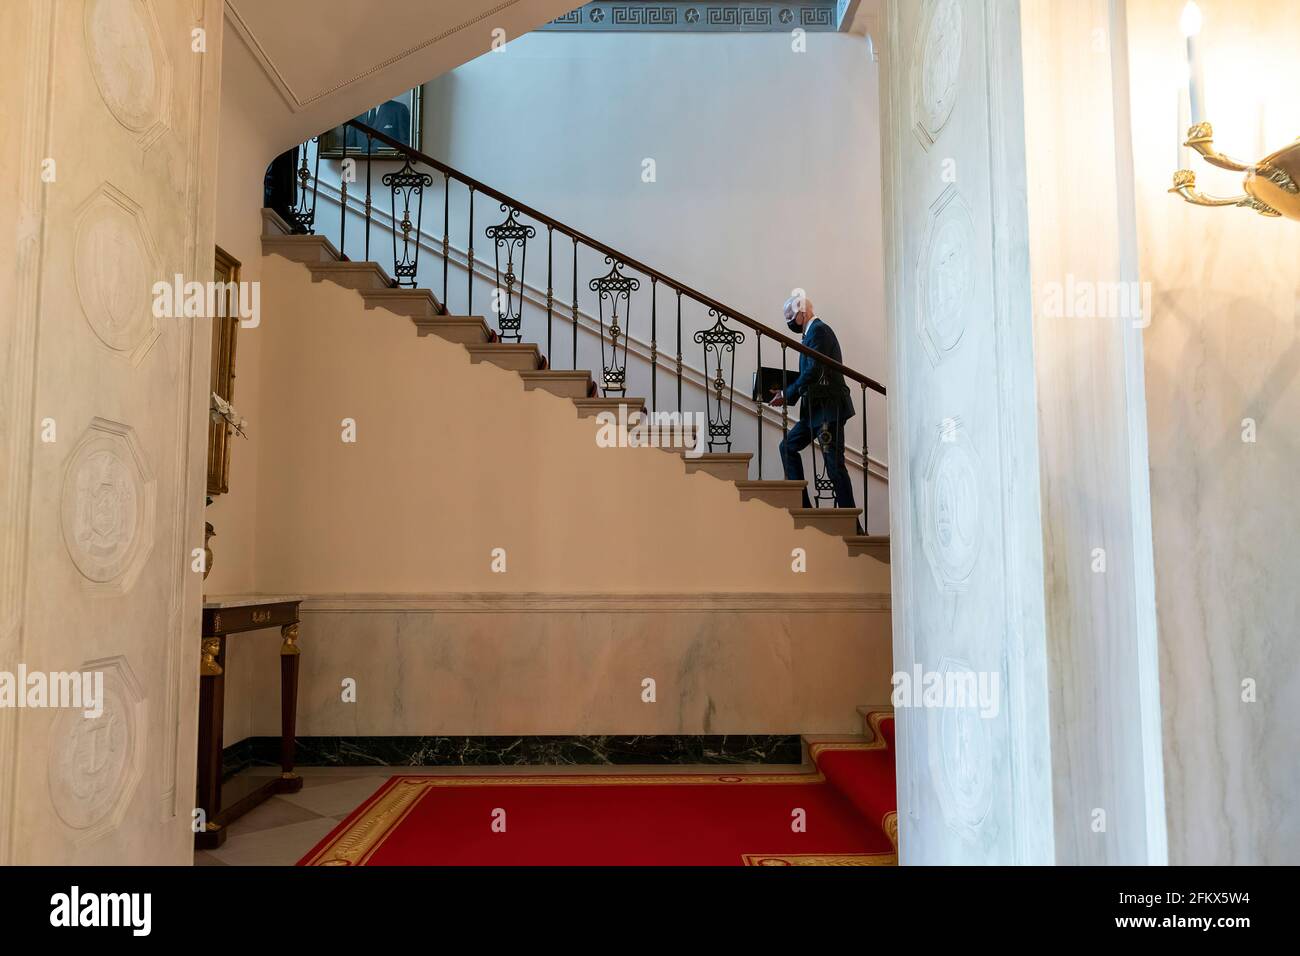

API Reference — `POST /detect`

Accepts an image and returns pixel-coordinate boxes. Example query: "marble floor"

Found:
[194,762,809,866]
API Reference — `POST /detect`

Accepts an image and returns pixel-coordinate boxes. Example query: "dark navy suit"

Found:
[779,317,856,511]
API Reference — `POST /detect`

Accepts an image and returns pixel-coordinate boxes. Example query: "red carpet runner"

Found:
[300,714,896,866]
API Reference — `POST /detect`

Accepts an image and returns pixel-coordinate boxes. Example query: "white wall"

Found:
[1127,0,1300,866]
[426,31,885,376]
[417,30,890,517]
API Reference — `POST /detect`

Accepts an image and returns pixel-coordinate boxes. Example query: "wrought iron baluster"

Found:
[339,136,348,259]
[414,160,427,293]
[694,310,744,453]
[755,333,763,479]
[577,238,582,369]
[485,205,534,343]
[467,187,475,316]
[288,137,321,235]
[675,290,683,414]
[861,383,869,531]
[809,370,836,509]
[364,133,372,262]
[780,343,790,454]
[589,257,637,397]
[383,159,432,289]
[546,226,554,363]
[650,278,658,413]
[442,173,450,303]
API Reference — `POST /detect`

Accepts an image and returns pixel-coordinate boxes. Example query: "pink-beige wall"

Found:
[1127,0,1300,866]
[218,251,891,741]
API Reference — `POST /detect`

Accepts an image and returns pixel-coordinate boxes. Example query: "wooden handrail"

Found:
[344,119,887,397]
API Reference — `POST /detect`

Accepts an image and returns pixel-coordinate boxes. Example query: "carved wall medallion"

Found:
[47,656,147,838]
[913,0,963,147]
[84,0,171,144]
[60,419,156,594]
[921,418,982,593]
[926,656,994,839]
[73,183,162,365]
[917,186,976,367]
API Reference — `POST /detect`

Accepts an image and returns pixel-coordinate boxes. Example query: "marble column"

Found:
[880,0,1167,864]
[880,0,1055,864]
[1021,0,1167,865]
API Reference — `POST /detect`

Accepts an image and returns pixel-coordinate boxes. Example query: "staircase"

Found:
[262,207,891,560]
[805,707,899,859]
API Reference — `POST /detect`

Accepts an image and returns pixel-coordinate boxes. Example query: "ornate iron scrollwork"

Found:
[288,137,321,235]
[383,160,433,287]
[810,438,838,507]
[808,373,839,507]
[694,309,745,452]
[485,205,535,342]
[589,257,639,395]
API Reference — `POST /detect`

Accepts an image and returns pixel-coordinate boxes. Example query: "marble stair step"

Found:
[262,232,340,264]
[845,535,890,562]
[572,397,648,418]
[683,452,752,482]
[574,403,703,453]
[262,207,293,236]
[466,342,544,371]
[519,369,593,399]
[307,260,394,291]
[800,733,870,765]
[790,507,863,537]
[735,480,807,510]
[856,706,894,744]
[653,428,702,453]
[644,429,702,456]
[361,287,445,321]
[412,314,491,343]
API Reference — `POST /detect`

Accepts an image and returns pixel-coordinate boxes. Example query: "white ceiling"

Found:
[224,0,582,111]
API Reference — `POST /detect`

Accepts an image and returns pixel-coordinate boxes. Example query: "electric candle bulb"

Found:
[1181,1,1207,125]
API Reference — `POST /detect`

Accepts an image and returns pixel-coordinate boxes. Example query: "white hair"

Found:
[783,293,813,324]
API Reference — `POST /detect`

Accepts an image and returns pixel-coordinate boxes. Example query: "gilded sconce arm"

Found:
[1184,122,1253,173]
[1169,170,1282,217]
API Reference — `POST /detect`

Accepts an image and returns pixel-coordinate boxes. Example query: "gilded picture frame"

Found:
[206,246,240,496]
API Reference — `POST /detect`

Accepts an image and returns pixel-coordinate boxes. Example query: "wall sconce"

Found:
[1168,1,1300,220]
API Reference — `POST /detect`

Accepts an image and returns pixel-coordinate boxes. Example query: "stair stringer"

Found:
[254,251,889,595]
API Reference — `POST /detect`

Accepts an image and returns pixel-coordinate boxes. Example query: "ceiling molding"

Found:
[223,0,528,112]
[543,2,841,33]
[837,0,881,40]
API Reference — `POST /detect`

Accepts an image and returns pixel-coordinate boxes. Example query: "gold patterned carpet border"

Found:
[742,853,897,866]
[304,771,829,867]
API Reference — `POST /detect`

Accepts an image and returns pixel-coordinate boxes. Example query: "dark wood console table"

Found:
[196,595,306,850]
